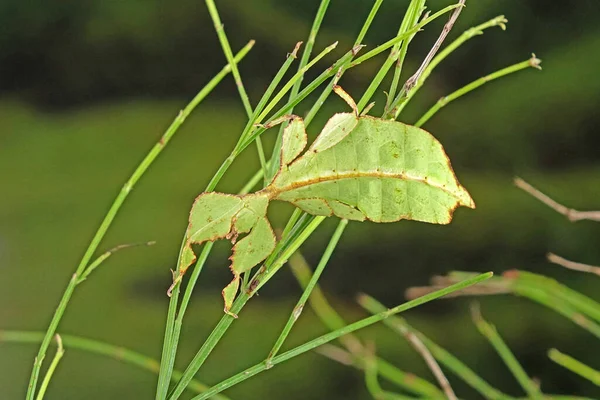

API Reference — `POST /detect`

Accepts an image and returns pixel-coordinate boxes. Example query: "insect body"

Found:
[171,86,475,315]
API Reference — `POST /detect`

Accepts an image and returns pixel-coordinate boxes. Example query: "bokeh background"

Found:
[1,0,599,398]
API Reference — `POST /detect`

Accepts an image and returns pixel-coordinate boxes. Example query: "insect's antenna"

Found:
[333,85,359,116]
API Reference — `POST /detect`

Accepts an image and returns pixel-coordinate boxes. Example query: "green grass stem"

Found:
[393,15,508,119]
[35,335,64,400]
[548,349,600,387]
[471,305,543,399]
[386,0,426,110]
[288,252,444,397]
[364,351,416,400]
[356,0,424,112]
[24,40,254,400]
[167,217,326,399]
[415,55,541,127]
[189,273,493,400]
[359,294,516,400]
[203,0,269,180]
[2,330,226,398]
[266,219,348,363]
[268,0,331,183]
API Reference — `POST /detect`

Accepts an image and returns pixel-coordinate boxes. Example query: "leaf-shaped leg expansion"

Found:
[171,192,274,315]
[223,216,275,316]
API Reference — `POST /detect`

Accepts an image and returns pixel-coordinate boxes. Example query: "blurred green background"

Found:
[1,0,599,398]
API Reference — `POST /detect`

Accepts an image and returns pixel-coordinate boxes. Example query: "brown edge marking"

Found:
[221,276,240,318]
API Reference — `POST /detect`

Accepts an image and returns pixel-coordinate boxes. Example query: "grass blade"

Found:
[359,294,516,400]
[2,330,228,399]
[393,15,508,118]
[189,273,493,400]
[548,349,600,387]
[24,39,255,400]
[266,219,348,364]
[268,0,331,183]
[289,252,444,397]
[471,304,543,399]
[35,335,64,400]
[415,55,541,127]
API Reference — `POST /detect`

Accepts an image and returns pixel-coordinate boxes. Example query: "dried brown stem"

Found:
[403,0,466,93]
[405,331,457,400]
[514,177,600,222]
[547,253,600,277]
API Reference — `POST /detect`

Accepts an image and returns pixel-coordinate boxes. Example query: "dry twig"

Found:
[514,177,600,222]
[547,253,600,277]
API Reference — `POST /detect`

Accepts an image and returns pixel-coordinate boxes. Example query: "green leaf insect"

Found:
[172,86,475,316]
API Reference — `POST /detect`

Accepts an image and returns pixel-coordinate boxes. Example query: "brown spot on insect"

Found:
[247,277,260,295]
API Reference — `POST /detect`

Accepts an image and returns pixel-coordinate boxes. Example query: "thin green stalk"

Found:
[266,219,348,363]
[157,165,274,397]
[156,279,181,399]
[35,335,64,400]
[263,213,312,272]
[513,271,600,324]
[305,1,460,124]
[384,0,466,118]
[24,40,254,400]
[204,0,269,180]
[288,252,443,398]
[302,0,384,124]
[409,271,600,339]
[415,55,541,127]
[516,286,600,339]
[26,274,76,400]
[251,217,327,294]
[386,0,426,109]
[548,349,600,386]
[355,0,385,46]
[279,208,304,242]
[356,0,425,112]
[364,351,415,400]
[359,295,516,400]
[189,273,493,400]
[471,305,543,399]
[77,241,155,284]
[350,3,459,69]
[363,292,456,400]
[268,0,331,183]
[255,4,458,133]
[157,22,302,398]
[167,217,326,400]
[394,15,508,119]
[2,330,227,398]
[239,41,339,149]
[376,358,443,398]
